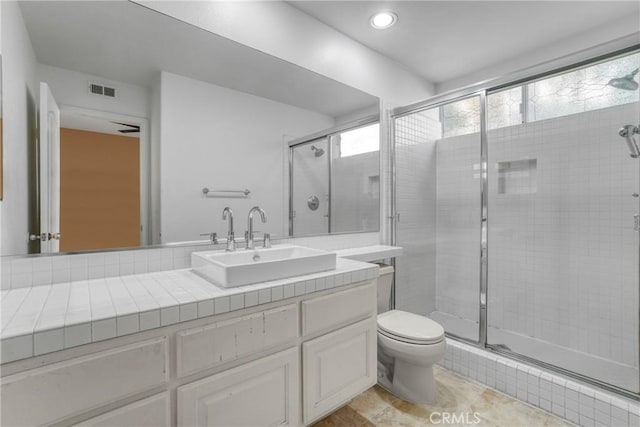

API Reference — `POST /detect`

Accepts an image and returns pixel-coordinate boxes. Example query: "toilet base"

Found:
[391,359,436,404]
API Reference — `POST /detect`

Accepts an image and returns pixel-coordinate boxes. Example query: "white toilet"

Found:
[376,265,445,404]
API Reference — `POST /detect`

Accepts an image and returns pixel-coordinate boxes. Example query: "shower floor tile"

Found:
[313,366,573,427]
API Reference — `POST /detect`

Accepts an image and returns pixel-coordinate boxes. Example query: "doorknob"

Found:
[28,233,61,242]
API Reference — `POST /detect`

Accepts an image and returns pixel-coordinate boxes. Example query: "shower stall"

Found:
[392,49,640,396]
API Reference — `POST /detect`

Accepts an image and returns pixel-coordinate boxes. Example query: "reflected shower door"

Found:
[394,95,482,342]
[330,123,380,234]
[291,138,329,236]
[486,52,640,392]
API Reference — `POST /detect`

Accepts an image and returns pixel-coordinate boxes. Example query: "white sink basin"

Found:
[191,245,337,288]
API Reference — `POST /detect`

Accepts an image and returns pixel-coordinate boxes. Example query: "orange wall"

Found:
[60,128,140,252]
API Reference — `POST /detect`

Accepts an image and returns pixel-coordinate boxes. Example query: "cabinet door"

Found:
[178,347,300,426]
[74,392,170,427]
[1,337,168,426]
[303,317,376,424]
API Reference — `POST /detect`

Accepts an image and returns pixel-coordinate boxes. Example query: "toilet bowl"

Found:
[376,265,446,404]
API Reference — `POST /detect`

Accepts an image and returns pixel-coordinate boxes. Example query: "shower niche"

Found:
[496,159,537,195]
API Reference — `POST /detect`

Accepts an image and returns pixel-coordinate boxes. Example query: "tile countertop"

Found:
[0,257,378,364]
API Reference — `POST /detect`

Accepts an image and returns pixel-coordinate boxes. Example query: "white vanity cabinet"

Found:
[74,392,171,427]
[178,347,300,426]
[1,279,377,427]
[300,284,378,424]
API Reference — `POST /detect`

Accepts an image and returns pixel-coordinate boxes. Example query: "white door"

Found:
[39,82,60,253]
[178,347,300,426]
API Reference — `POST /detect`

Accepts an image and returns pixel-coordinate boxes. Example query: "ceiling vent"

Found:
[88,82,117,98]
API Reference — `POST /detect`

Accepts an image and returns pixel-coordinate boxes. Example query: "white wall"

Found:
[334,104,379,126]
[37,64,149,118]
[135,0,433,106]
[159,71,334,243]
[1,2,38,255]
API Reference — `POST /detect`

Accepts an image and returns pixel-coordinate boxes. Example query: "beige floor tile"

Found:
[471,389,573,427]
[348,385,402,421]
[313,405,375,427]
[317,366,572,427]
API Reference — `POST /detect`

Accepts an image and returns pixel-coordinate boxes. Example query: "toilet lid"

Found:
[377,310,445,344]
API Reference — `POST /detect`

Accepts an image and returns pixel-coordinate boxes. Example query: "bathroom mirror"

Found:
[2,1,379,256]
[289,118,380,237]
[0,55,3,201]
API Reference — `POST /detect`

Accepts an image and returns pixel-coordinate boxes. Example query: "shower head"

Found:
[311,145,325,157]
[618,125,640,158]
[608,68,639,91]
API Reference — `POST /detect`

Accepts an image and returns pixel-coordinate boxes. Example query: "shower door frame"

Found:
[390,91,488,346]
[390,43,640,400]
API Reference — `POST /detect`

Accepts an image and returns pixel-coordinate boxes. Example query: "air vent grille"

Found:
[88,82,116,98]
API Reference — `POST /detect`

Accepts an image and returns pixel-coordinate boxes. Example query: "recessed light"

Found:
[370,11,397,29]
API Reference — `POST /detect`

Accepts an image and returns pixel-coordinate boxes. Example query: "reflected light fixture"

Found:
[370,11,397,29]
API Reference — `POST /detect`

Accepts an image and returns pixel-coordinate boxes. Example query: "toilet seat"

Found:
[377,310,445,345]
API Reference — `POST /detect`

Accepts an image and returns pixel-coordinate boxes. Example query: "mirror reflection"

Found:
[2,1,379,256]
[290,120,380,237]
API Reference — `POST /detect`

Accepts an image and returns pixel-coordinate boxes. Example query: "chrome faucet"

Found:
[245,206,267,249]
[222,207,236,251]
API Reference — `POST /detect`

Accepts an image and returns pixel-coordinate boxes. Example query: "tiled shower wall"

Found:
[332,151,380,233]
[434,132,481,326]
[395,100,639,391]
[394,110,438,316]
[487,102,639,369]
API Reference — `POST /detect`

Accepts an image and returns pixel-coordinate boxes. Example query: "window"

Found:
[336,123,380,157]
[488,87,522,130]
[442,96,480,138]
[526,52,639,122]
[485,52,640,131]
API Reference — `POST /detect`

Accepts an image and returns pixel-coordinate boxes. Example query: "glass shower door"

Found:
[394,95,482,342]
[486,52,640,392]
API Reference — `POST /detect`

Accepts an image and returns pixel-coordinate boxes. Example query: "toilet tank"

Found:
[376,264,395,314]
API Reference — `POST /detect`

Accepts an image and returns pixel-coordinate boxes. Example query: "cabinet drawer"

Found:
[74,392,170,427]
[178,347,300,427]
[302,283,374,337]
[303,317,376,424]
[1,337,168,426]
[177,303,298,377]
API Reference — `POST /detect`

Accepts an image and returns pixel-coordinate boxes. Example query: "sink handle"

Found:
[263,233,271,248]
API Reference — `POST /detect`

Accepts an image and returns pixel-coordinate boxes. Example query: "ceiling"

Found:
[289,1,640,85]
[19,1,377,118]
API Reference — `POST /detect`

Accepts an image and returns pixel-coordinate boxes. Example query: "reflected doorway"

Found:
[59,113,141,252]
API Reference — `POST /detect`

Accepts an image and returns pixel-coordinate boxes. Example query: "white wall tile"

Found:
[92,318,116,341]
[34,328,64,355]
[441,339,640,427]
[229,294,244,311]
